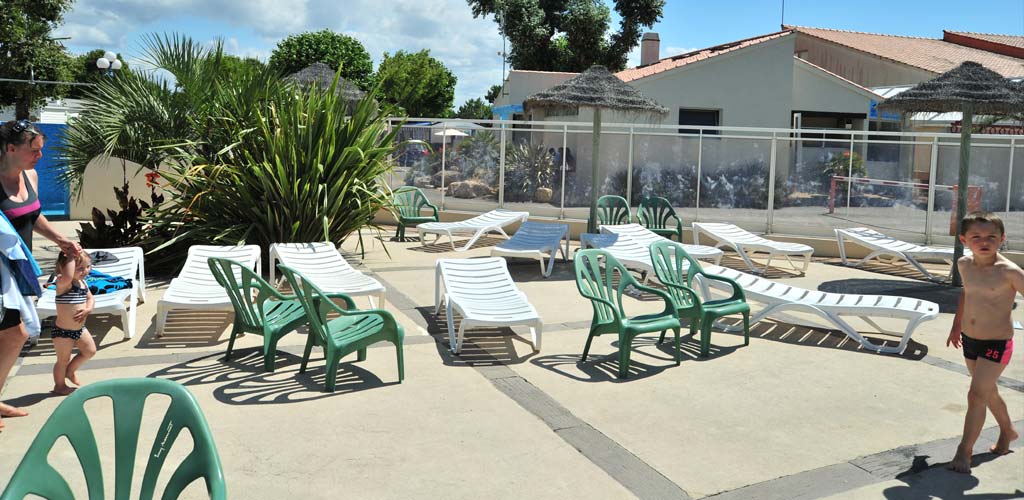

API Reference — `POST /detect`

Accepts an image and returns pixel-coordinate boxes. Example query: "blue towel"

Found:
[45,269,133,295]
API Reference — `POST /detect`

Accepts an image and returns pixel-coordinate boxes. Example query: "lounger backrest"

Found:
[574,249,638,324]
[437,257,520,302]
[596,195,631,226]
[271,242,355,276]
[601,224,661,246]
[182,245,261,286]
[393,187,434,218]
[501,222,566,250]
[636,196,679,231]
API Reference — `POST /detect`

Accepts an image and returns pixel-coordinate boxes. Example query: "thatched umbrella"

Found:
[286,62,366,109]
[524,65,668,232]
[878,61,1024,286]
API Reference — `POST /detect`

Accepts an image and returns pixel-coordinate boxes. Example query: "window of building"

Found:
[678,109,720,135]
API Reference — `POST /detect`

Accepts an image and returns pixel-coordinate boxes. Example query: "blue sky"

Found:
[56,0,1022,109]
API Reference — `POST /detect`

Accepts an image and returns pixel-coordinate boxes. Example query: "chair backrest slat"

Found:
[637,196,679,230]
[574,249,639,324]
[393,187,432,218]
[596,195,631,226]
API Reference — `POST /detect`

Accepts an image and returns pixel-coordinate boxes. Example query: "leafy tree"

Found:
[485,84,502,103]
[269,29,373,89]
[65,49,131,99]
[376,50,456,118]
[468,0,664,72]
[0,0,75,118]
[455,98,492,120]
[216,54,268,84]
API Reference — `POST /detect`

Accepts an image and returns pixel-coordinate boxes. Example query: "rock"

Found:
[413,176,432,188]
[431,170,461,188]
[533,187,553,203]
[449,180,493,199]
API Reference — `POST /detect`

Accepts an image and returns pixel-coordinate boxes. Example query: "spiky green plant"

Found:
[147,81,402,256]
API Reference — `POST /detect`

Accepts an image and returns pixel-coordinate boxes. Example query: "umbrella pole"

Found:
[589,109,602,233]
[951,103,973,287]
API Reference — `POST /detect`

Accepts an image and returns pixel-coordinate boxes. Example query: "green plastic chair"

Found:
[637,196,684,241]
[393,186,438,241]
[596,195,631,226]
[574,249,681,379]
[1,378,226,500]
[650,240,751,357]
[278,264,404,392]
[208,257,308,372]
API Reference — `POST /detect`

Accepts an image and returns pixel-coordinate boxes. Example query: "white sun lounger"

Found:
[36,247,146,340]
[490,221,570,278]
[418,209,530,251]
[156,245,261,335]
[600,224,723,264]
[435,257,542,353]
[692,262,939,354]
[692,222,813,274]
[269,242,386,307]
[580,232,657,275]
[835,227,967,281]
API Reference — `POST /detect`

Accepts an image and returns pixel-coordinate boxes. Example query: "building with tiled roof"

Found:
[786,26,1024,85]
[943,31,1024,59]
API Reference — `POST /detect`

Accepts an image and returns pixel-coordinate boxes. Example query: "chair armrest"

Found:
[659,280,700,309]
[687,271,746,302]
[630,281,680,316]
[322,292,357,310]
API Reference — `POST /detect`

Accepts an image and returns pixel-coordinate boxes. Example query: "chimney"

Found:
[640,32,660,67]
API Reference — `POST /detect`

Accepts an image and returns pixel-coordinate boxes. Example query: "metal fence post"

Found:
[926,137,938,245]
[440,130,447,211]
[695,130,703,221]
[1006,137,1016,217]
[846,133,854,214]
[767,132,777,234]
[560,125,568,219]
[626,126,635,208]
[498,122,506,208]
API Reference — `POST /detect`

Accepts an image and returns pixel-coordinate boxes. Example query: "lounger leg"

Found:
[377,291,386,310]
[455,323,467,354]
[530,323,542,352]
[119,308,130,341]
[155,305,168,337]
[446,303,458,353]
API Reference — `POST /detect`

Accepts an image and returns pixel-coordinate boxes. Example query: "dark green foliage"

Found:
[455,98,493,120]
[269,29,373,90]
[599,162,787,210]
[468,0,664,72]
[0,0,75,118]
[77,180,165,249]
[485,84,503,103]
[503,143,555,202]
[376,50,456,117]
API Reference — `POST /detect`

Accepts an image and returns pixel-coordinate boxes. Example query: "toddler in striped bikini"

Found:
[51,251,96,395]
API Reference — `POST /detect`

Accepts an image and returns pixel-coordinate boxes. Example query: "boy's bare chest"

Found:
[963,267,1012,302]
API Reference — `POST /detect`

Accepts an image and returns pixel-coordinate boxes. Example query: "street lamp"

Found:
[95,51,122,77]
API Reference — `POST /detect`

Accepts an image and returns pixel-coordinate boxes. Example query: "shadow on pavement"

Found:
[147,347,398,405]
[884,451,1023,499]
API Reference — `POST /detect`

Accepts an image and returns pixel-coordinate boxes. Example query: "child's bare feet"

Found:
[947,445,973,473]
[990,428,1019,455]
[51,385,75,396]
[66,370,83,387]
[0,403,28,417]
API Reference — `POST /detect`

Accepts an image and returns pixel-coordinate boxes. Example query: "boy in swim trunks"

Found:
[51,251,96,396]
[946,212,1023,473]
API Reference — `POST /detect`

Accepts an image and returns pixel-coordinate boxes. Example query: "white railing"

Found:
[386,118,1024,250]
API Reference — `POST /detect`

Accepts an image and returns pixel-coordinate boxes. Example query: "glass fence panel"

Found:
[433,122,500,213]
[553,130,624,220]
[499,124,566,218]
[769,136,847,237]
[392,123,442,209]
[630,132,700,225]
[1009,143,1024,251]
[696,135,772,232]
[844,139,929,242]
[932,141,1013,247]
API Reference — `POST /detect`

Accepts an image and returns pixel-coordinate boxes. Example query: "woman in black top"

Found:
[0,119,81,430]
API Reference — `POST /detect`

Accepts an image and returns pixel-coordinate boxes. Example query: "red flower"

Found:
[145,171,161,188]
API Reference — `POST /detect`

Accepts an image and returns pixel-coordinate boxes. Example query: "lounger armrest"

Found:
[687,271,745,302]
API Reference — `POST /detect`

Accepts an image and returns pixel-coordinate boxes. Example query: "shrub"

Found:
[503,143,555,202]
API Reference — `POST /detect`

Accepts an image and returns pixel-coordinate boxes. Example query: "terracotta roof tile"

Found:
[786,26,1024,77]
[616,31,792,82]
[946,31,1024,50]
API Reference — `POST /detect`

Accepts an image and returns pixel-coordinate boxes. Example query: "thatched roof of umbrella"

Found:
[877,61,1024,115]
[285,62,366,103]
[523,65,668,115]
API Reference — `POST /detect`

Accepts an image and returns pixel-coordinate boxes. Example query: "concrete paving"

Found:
[1,221,1022,499]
